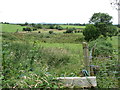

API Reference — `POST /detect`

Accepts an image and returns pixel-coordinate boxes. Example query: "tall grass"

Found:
[2,41,71,88]
[89,37,119,88]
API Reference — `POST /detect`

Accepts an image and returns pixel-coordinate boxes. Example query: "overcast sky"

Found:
[0,0,118,24]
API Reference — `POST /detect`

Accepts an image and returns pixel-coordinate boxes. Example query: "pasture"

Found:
[60,25,86,29]
[1,24,26,32]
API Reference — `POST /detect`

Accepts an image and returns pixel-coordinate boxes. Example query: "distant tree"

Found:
[35,24,42,29]
[25,22,28,26]
[4,22,9,24]
[56,25,63,30]
[31,23,36,27]
[49,25,55,29]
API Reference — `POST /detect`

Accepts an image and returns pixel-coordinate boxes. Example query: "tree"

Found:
[25,22,28,26]
[55,25,63,30]
[88,12,116,38]
[106,25,118,38]
[96,23,108,37]
[31,23,35,27]
[83,24,99,41]
[49,25,55,29]
[89,12,112,25]
[35,24,42,29]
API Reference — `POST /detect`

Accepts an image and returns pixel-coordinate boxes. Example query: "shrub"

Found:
[65,28,76,33]
[56,25,63,30]
[49,31,53,34]
[38,31,41,33]
[35,24,42,29]
[83,24,100,41]
[23,27,32,31]
[49,25,55,29]
[74,30,77,33]
[89,37,113,57]
[33,28,37,31]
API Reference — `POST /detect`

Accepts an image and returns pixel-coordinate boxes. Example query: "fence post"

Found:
[82,42,90,74]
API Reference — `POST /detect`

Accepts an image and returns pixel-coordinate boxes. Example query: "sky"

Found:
[0,0,118,24]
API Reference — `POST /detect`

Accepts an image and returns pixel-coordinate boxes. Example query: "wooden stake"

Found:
[82,42,90,74]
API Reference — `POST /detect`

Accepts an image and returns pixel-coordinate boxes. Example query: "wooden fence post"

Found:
[82,42,90,74]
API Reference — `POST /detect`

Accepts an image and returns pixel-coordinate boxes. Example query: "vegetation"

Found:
[49,31,54,34]
[83,13,118,41]
[1,12,119,88]
[1,24,26,32]
[2,31,119,88]
[65,28,76,33]
[83,24,99,41]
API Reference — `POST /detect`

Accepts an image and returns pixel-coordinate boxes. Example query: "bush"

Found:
[49,25,55,29]
[65,28,76,33]
[83,24,100,41]
[23,27,32,31]
[89,37,113,57]
[49,31,53,34]
[38,31,41,33]
[33,28,37,31]
[56,25,63,30]
[35,24,42,29]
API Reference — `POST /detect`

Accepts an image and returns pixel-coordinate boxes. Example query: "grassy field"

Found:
[60,25,86,29]
[1,24,26,32]
[1,24,85,33]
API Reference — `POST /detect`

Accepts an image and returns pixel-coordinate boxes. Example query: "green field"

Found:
[60,25,86,29]
[1,24,85,33]
[1,24,26,32]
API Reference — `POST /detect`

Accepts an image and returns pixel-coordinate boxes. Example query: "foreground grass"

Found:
[2,32,119,88]
[2,33,84,88]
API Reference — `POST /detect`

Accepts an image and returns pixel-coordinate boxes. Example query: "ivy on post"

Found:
[82,42,90,75]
